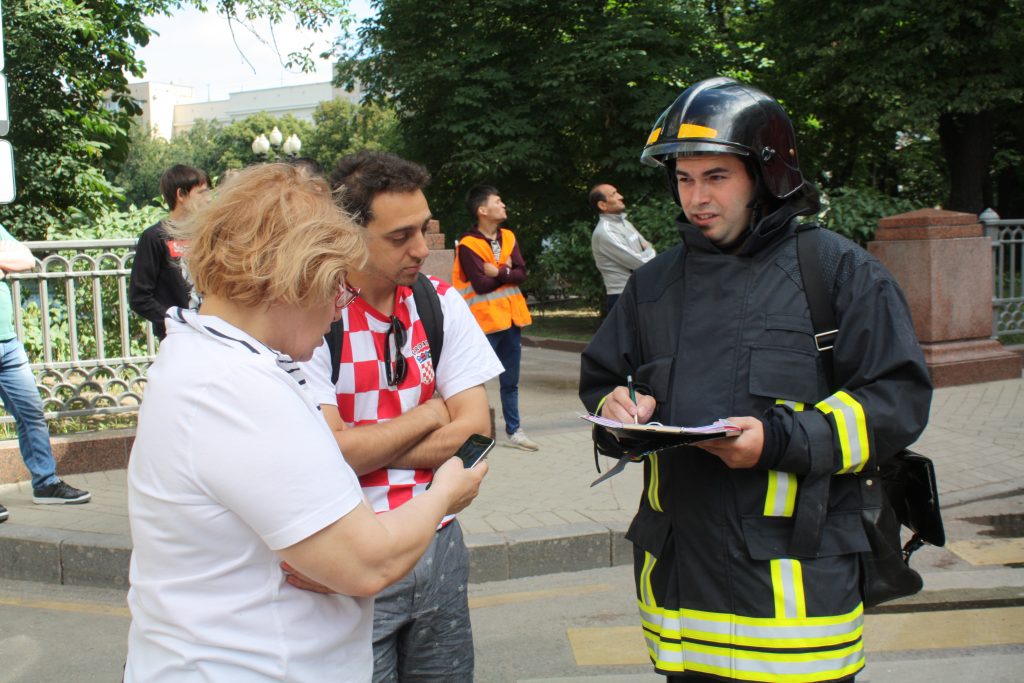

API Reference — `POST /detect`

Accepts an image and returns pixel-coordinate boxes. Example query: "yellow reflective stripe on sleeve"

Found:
[647,452,663,512]
[775,399,806,411]
[771,559,806,620]
[815,391,870,473]
[763,400,802,517]
[763,471,797,517]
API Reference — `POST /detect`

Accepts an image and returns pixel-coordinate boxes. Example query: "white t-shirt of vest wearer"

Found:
[303,277,504,517]
[125,309,372,683]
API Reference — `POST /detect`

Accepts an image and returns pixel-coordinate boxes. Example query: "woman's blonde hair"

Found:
[169,163,366,308]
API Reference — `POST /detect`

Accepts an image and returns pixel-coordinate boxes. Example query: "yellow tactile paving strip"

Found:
[568,607,1024,666]
[947,538,1024,566]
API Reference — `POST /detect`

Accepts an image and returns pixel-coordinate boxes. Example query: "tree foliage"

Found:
[302,98,398,173]
[338,0,726,276]
[114,102,395,207]
[741,0,1024,214]
[0,0,348,240]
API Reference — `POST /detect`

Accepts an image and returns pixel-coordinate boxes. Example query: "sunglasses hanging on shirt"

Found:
[384,315,408,387]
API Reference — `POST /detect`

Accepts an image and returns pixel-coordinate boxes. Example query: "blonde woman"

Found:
[124,164,487,682]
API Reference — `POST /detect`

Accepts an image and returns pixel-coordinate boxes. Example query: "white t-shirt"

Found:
[303,278,503,518]
[125,309,372,683]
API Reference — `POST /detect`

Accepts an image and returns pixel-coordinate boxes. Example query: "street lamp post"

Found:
[251,128,301,162]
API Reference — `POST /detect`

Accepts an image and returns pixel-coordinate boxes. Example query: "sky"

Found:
[130,1,374,102]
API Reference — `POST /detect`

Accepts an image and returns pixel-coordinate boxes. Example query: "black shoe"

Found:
[0,503,7,522]
[32,481,91,505]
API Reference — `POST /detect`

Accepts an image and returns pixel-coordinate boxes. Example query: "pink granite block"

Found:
[869,237,992,343]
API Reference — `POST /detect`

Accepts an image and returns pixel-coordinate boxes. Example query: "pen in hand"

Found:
[627,374,638,424]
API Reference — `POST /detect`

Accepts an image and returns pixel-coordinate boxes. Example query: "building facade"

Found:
[127,79,363,140]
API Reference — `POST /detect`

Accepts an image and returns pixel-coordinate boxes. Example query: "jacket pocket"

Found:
[626,506,673,558]
[749,345,820,404]
[634,355,673,405]
[741,511,869,560]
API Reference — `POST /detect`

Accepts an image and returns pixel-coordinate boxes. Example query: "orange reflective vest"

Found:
[452,229,532,334]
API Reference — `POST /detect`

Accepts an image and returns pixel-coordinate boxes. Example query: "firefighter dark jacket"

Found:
[578,207,932,681]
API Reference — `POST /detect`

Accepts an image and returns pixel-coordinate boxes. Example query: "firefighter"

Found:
[579,77,932,682]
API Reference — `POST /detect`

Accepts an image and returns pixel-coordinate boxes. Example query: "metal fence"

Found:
[2,238,156,425]
[981,210,1024,339]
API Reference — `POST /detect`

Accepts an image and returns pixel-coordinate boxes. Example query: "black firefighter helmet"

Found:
[642,77,817,212]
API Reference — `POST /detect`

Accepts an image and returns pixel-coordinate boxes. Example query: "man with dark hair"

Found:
[589,183,656,312]
[452,185,538,451]
[301,150,503,682]
[129,164,211,340]
[0,226,90,523]
[579,78,932,682]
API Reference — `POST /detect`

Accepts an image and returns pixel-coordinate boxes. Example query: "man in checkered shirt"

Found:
[302,151,503,682]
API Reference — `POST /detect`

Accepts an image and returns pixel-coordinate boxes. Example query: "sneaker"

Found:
[32,481,91,505]
[0,503,7,523]
[506,428,539,451]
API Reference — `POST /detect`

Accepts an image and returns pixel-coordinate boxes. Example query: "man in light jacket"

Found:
[589,183,657,313]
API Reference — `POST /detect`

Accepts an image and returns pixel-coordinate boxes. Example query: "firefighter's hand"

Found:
[695,416,763,469]
[600,386,656,424]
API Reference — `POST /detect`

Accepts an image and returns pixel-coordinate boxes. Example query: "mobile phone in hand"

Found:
[454,433,495,468]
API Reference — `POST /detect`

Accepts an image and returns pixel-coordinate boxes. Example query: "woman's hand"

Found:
[281,561,336,594]
[429,456,488,516]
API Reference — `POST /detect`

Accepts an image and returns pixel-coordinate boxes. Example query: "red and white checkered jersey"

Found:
[303,276,503,517]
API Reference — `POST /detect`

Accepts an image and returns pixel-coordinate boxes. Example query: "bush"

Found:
[819,187,919,245]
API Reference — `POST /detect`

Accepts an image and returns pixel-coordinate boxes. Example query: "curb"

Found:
[0,521,632,590]
[522,335,588,354]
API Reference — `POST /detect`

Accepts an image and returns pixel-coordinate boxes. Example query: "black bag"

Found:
[858,449,945,607]
[798,227,945,607]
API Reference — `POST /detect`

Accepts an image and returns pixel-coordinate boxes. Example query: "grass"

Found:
[527,300,603,342]
[0,413,138,440]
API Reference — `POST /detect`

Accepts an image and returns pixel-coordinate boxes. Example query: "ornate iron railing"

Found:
[982,210,1024,339]
[3,239,155,425]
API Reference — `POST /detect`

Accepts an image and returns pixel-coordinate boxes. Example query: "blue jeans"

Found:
[0,338,58,489]
[487,326,521,435]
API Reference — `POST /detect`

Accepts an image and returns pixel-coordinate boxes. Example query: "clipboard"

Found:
[580,413,741,446]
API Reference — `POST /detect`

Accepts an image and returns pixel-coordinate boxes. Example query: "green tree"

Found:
[338,0,725,280]
[0,0,348,241]
[302,98,399,172]
[743,0,1024,214]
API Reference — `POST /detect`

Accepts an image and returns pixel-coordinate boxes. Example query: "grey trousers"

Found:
[371,519,473,683]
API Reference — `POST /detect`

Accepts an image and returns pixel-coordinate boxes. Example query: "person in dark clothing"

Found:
[578,77,932,682]
[129,164,211,340]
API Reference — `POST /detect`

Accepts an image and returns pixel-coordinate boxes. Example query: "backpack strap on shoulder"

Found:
[325,273,445,387]
[797,226,837,391]
[412,273,444,371]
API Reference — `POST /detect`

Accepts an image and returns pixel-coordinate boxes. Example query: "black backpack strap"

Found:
[788,226,839,558]
[326,319,344,385]
[325,273,444,386]
[797,226,838,391]
[412,272,444,371]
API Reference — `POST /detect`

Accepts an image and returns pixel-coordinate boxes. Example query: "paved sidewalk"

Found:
[1,345,1023,603]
